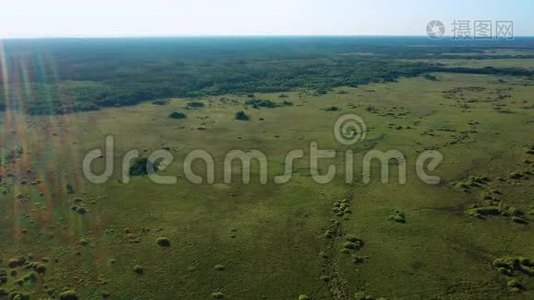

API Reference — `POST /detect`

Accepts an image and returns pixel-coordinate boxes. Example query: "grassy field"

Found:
[1,70,534,299]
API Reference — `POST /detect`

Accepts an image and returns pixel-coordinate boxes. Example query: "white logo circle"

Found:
[426,20,445,39]
[334,114,367,145]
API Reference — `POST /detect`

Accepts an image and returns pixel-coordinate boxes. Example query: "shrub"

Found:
[343,241,360,251]
[508,279,523,288]
[352,256,367,264]
[8,257,26,268]
[511,216,529,224]
[423,74,439,81]
[245,99,276,108]
[0,269,7,284]
[169,112,187,119]
[33,262,46,274]
[211,292,225,299]
[59,290,79,300]
[23,271,37,282]
[354,291,370,300]
[76,207,88,215]
[323,106,340,111]
[133,265,144,274]
[156,237,171,247]
[245,98,293,109]
[282,100,293,106]
[187,101,205,108]
[152,99,169,105]
[344,236,364,249]
[129,157,159,176]
[316,88,328,95]
[235,111,250,121]
[389,211,406,223]
[66,184,75,194]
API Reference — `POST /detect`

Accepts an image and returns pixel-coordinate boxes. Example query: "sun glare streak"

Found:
[0,43,89,238]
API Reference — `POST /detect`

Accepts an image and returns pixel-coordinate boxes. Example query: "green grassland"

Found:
[1,69,534,299]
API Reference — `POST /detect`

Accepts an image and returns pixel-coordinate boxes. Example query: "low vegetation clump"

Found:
[492,256,534,276]
[510,171,527,180]
[213,264,225,271]
[467,201,529,223]
[423,74,439,81]
[129,157,159,176]
[32,262,47,275]
[66,183,75,194]
[23,271,37,282]
[0,269,7,284]
[297,295,310,300]
[156,237,171,247]
[169,111,187,119]
[343,241,360,251]
[323,220,341,239]
[466,175,491,187]
[245,98,291,109]
[507,279,525,292]
[211,291,225,299]
[332,198,351,218]
[389,211,406,223]
[511,216,529,224]
[133,265,144,274]
[467,206,502,218]
[59,290,79,300]
[8,257,26,268]
[354,290,387,300]
[341,234,364,254]
[186,101,205,109]
[234,111,250,121]
[352,255,368,264]
[75,206,88,215]
[152,99,169,105]
[344,235,364,248]
[323,106,340,111]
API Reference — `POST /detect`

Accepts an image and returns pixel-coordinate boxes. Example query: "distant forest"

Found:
[1,37,534,115]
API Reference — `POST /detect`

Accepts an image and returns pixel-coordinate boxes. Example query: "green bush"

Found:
[187,101,205,108]
[59,290,79,300]
[169,112,187,119]
[235,111,250,121]
[156,237,171,247]
[129,157,159,176]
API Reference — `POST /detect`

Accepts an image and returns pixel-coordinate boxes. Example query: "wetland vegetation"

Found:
[0,37,533,299]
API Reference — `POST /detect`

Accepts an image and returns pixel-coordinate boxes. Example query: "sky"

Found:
[0,0,533,38]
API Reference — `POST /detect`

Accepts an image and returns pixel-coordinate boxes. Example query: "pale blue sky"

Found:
[1,0,533,38]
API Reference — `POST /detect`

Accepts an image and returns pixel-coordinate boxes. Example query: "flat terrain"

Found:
[408,58,534,70]
[1,69,534,299]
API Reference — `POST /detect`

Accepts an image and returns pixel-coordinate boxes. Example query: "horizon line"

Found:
[2,34,534,40]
